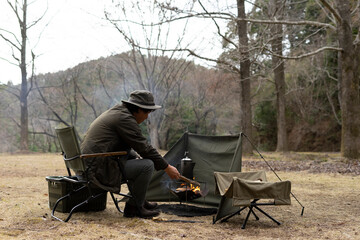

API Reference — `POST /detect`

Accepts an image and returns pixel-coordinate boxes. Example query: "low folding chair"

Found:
[50,125,132,222]
[213,171,291,229]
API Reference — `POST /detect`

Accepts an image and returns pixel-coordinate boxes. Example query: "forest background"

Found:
[0,0,359,157]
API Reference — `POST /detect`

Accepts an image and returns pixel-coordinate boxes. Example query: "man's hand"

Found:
[164,165,180,180]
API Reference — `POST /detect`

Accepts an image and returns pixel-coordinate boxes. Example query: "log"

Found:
[179,175,200,187]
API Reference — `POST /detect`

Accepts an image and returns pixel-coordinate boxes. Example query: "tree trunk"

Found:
[237,0,253,154]
[148,112,161,149]
[335,1,360,159]
[273,31,287,152]
[270,0,288,152]
[20,0,29,151]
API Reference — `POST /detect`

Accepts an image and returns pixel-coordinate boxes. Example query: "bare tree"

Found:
[239,0,359,158]
[279,0,360,157]
[105,1,193,149]
[183,66,232,135]
[236,0,253,154]
[128,0,256,154]
[0,0,46,151]
[269,0,288,152]
[34,66,86,142]
[329,0,360,158]
[43,0,357,158]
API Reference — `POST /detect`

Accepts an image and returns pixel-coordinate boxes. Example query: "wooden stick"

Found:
[152,217,204,223]
[80,151,127,158]
[179,175,200,187]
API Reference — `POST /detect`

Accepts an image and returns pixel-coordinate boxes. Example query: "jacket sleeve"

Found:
[115,114,169,171]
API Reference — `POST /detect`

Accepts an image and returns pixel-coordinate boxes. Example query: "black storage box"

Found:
[46,176,107,213]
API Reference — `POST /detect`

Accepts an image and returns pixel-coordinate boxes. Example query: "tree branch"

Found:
[0,84,20,99]
[34,80,70,127]
[28,131,56,138]
[10,117,21,129]
[106,10,336,30]
[351,0,360,16]
[318,0,342,23]
[267,46,342,60]
[74,80,98,118]
[0,55,18,66]
[7,0,23,29]
[0,30,21,51]
[27,2,48,29]
[198,0,238,49]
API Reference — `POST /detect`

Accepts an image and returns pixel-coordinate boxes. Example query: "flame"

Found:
[191,177,201,193]
[176,178,201,193]
[190,182,201,193]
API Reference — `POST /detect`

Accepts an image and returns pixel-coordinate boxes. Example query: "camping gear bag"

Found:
[46,176,107,213]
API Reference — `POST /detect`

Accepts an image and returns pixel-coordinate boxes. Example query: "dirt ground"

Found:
[0,152,359,240]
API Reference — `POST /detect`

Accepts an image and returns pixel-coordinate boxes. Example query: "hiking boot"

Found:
[144,200,158,210]
[124,202,160,219]
[137,206,160,219]
[124,202,137,218]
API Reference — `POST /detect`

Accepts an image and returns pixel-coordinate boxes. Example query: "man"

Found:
[81,90,180,218]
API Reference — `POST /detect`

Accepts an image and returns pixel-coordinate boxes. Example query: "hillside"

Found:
[0,52,341,153]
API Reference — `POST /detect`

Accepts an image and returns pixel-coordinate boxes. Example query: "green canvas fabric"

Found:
[214,171,291,207]
[214,171,267,196]
[55,126,85,172]
[145,132,243,206]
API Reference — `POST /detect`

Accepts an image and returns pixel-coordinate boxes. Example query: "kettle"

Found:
[180,152,195,179]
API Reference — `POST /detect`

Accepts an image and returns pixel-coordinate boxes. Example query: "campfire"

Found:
[171,179,204,201]
[176,182,201,194]
[168,153,208,202]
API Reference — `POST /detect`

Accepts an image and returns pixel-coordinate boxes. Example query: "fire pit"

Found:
[166,153,209,202]
[169,180,208,202]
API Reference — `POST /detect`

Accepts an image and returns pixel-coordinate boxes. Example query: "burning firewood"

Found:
[175,186,200,193]
[179,175,200,187]
[168,175,208,201]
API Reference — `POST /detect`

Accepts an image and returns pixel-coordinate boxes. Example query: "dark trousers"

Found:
[124,158,154,208]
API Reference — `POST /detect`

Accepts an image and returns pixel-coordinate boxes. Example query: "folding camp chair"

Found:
[213,171,291,229]
[50,126,132,222]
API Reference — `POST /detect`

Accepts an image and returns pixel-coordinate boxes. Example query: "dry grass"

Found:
[0,152,359,240]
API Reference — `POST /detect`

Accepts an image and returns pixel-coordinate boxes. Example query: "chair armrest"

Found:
[61,176,87,184]
[80,151,127,159]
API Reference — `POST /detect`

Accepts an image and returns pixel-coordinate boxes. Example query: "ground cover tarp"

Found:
[146,132,243,207]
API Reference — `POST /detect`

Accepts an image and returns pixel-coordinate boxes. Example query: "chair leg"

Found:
[242,206,254,229]
[64,199,90,222]
[110,191,133,212]
[51,193,72,222]
[254,206,281,225]
[110,193,123,213]
[51,187,105,222]
[51,185,88,222]
[215,198,282,228]
[217,205,281,229]
[250,208,259,220]
[64,192,107,222]
[219,206,247,223]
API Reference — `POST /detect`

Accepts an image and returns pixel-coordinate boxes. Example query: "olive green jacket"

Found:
[80,103,168,192]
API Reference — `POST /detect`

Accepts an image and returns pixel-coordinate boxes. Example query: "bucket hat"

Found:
[122,90,162,110]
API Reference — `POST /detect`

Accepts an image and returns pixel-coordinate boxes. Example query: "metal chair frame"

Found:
[51,126,132,222]
[216,198,281,229]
